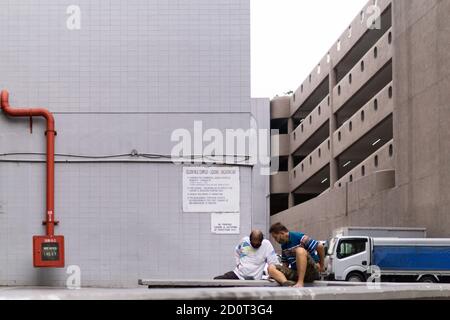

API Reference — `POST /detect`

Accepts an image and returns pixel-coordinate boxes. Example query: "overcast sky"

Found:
[251,0,368,98]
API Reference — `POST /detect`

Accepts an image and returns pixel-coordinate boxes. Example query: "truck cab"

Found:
[326,236,371,281]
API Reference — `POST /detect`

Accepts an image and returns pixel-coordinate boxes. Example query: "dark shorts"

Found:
[214,271,239,280]
[276,254,320,283]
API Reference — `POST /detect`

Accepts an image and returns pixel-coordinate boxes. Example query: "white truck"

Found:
[322,226,426,269]
[325,236,450,283]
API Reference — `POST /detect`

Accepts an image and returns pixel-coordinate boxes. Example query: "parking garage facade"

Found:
[270,0,450,240]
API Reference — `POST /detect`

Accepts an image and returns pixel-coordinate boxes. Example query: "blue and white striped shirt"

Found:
[281,232,319,269]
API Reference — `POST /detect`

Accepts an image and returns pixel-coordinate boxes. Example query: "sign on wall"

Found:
[211,213,240,234]
[183,167,240,213]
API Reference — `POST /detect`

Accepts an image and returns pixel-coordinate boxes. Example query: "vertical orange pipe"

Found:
[1,90,56,236]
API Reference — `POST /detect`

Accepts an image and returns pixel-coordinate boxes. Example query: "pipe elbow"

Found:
[1,90,55,131]
[44,109,55,131]
[1,90,10,111]
[42,110,55,129]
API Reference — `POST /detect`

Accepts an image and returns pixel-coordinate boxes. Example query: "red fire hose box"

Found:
[33,235,65,268]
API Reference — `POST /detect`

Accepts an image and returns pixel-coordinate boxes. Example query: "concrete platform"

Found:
[138,279,280,288]
[138,279,368,288]
[1,282,450,300]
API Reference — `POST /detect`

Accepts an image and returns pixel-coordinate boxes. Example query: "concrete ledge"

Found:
[138,279,280,288]
[2,282,450,300]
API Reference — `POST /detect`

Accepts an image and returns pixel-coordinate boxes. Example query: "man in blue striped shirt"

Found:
[268,223,325,287]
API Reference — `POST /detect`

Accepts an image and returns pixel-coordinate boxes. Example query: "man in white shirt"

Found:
[214,230,279,280]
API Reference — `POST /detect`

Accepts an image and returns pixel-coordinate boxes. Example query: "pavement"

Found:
[1,280,450,300]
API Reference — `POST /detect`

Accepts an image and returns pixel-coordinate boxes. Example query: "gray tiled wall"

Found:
[0,0,268,287]
[0,162,255,287]
[0,0,250,113]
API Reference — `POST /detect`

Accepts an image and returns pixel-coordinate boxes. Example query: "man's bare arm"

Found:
[316,243,325,272]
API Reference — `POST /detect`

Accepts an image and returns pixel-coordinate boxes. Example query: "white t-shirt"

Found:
[233,237,279,280]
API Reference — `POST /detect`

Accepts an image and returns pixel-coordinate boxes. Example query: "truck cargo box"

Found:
[333,227,427,238]
[373,238,450,271]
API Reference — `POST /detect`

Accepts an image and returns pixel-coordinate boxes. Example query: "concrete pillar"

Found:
[288,116,295,208]
[329,63,338,187]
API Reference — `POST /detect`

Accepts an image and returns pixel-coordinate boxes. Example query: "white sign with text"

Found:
[211,213,240,234]
[183,167,240,213]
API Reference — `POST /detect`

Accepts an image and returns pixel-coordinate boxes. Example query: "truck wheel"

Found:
[346,272,366,282]
[418,275,438,283]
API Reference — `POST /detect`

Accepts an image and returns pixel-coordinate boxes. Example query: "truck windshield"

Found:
[328,238,337,255]
[336,238,368,259]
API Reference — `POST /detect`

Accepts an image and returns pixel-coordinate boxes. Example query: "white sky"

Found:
[251,0,368,98]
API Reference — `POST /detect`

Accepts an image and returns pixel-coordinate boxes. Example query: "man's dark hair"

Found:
[269,222,289,234]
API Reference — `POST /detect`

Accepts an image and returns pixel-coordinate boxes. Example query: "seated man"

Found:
[214,230,279,280]
[268,223,325,287]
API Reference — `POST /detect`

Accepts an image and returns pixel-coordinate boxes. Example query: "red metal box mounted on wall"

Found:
[33,236,65,268]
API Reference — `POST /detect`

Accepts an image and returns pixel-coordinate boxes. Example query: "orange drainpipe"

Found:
[1,90,57,236]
